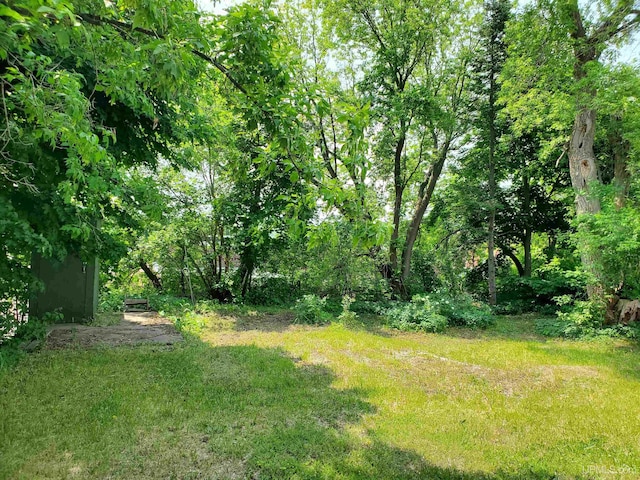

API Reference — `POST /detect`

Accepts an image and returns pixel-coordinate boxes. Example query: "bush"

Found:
[384,293,494,333]
[98,290,126,313]
[535,299,640,339]
[351,299,393,315]
[429,293,496,329]
[147,294,192,315]
[574,193,640,299]
[244,275,298,306]
[385,296,448,333]
[173,310,207,335]
[338,295,358,324]
[1,314,50,369]
[293,294,332,325]
[496,259,587,314]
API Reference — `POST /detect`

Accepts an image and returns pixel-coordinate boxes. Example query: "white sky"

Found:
[198,0,637,63]
[196,0,242,15]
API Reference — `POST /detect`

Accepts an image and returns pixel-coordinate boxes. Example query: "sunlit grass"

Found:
[1,312,639,479]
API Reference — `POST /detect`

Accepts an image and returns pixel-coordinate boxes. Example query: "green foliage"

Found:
[385,292,495,332]
[536,298,640,339]
[429,293,496,329]
[494,255,586,314]
[350,300,393,315]
[536,307,640,340]
[2,0,637,342]
[574,191,640,298]
[98,291,126,313]
[385,296,448,333]
[0,0,211,322]
[337,295,358,324]
[243,275,298,306]
[293,295,332,325]
[0,315,49,368]
[556,299,604,331]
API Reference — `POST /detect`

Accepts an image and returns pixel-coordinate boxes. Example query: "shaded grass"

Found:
[1,313,639,479]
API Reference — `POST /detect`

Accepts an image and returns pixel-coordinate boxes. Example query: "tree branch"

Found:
[76,12,248,94]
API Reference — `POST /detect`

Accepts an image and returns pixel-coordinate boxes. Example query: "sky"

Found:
[196,0,638,63]
[196,0,241,15]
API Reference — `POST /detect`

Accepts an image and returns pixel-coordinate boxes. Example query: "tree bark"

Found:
[609,115,630,208]
[239,259,254,298]
[180,248,186,297]
[499,245,525,277]
[523,227,532,277]
[487,73,497,305]
[569,108,601,216]
[522,171,532,277]
[139,259,162,291]
[400,141,450,285]
[569,107,604,299]
[389,133,406,277]
[487,207,497,304]
[567,6,603,299]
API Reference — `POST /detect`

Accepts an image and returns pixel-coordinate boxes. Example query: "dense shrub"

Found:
[351,299,393,315]
[495,264,587,315]
[98,290,126,312]
[535,298,640,339]
[429,293,496,329]
[385,296,448,333]
[244,275,298,306]
[293,294,332,325]
[574,193,640,299]
[536,317,640,339]
[385,293,495,333]
[1,313,52,368]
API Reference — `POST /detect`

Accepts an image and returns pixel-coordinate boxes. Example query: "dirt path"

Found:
[46,312,183,349]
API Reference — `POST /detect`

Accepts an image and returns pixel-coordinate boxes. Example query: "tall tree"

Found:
[469,0,510,304]
[289,0,477,295]
[502,0,640,298]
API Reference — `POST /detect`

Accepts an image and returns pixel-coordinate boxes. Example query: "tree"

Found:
[0,0,216,329]
[285,0,477,295]
[468,0,510,304]
[502,0,640,299]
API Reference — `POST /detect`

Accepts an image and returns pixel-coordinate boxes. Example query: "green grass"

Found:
[1,313,639,479]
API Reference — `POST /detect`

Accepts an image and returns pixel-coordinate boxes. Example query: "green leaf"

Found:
[0,5,25,21]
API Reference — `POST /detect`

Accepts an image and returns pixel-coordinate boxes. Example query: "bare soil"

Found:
[46,312,183,349]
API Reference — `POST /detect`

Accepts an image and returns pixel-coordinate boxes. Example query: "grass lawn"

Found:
[1,311,639,479]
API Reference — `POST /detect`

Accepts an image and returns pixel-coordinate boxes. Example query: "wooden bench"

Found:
[124,297,150,311]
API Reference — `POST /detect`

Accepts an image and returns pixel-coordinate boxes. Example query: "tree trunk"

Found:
[609,115,630,208]
[487,209,497,304]
[523,227,532,277]
[180,248,186,296]
[487,74,497,305]
[400,141,450,285]
[389,133,406,277]
[186,250,212,296]
[567,6,602,299]
[139,259,162,291]
[240,261,254,298]
[565,2,640,299]
[487,32,498,305]
[499,245,525,277]
[569,108,603,299]
[546,233,557,261]
[569,108,601,216]
[522,171,532,277]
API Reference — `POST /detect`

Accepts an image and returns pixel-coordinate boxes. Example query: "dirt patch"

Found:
[46,312,183,349]
[234,311,295,332]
